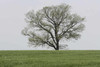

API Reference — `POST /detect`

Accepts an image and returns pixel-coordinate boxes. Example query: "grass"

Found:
[0,50,100,67]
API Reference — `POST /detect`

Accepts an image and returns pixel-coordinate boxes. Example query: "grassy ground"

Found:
[0,50,100,67]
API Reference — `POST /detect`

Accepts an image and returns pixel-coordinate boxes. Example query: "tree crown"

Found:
[22,4,85,50]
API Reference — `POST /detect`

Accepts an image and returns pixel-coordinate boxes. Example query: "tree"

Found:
[22,4,85,50]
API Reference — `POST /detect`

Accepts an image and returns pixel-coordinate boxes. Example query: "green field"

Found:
[0,50,100,67]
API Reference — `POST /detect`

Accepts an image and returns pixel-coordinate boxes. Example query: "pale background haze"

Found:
[0,0,100,50]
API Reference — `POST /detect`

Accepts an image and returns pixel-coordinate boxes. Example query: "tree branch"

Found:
[38,22,57,45]
[59,22,78,39]
[44,9,56,25]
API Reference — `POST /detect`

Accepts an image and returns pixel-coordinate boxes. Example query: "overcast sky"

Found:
[0,0,100,50]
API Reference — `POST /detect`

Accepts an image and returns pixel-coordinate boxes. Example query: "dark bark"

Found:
[55,42,59,50]
[55,27,59,50]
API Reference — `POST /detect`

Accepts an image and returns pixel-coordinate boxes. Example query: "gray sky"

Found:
[0,0,100,50]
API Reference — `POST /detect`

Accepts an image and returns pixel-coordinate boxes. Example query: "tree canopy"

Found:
[22,4,85,50]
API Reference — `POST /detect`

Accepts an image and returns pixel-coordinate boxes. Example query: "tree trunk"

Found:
[55,42,59,50]
[55,47,59,50]
[54,23,59,50]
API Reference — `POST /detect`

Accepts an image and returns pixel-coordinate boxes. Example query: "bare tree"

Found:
[22,4,85,50]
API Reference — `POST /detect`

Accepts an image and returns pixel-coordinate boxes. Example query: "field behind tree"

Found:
[0,50,100,67]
